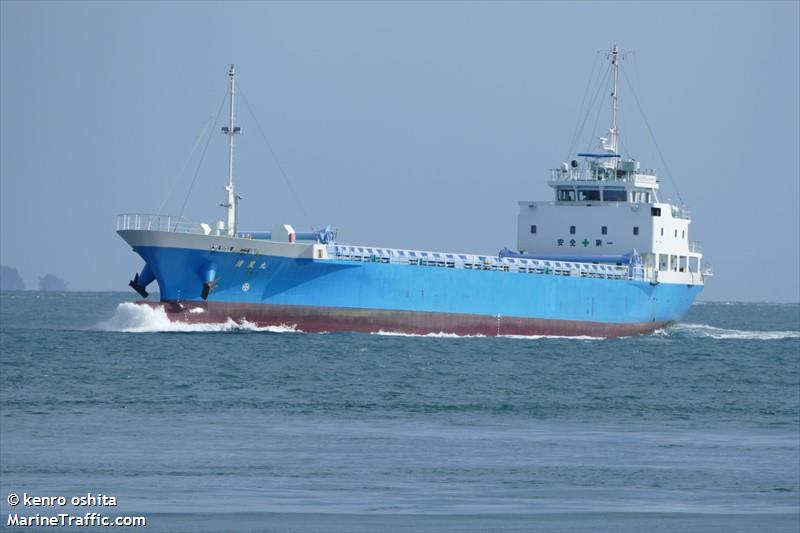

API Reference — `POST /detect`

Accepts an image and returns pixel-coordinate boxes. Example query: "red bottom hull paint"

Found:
[140,300,670,338]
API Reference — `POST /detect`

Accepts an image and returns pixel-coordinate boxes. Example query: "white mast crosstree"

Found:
[221,64,241,236]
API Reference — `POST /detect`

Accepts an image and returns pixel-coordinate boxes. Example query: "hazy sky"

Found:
[1,1,798,302]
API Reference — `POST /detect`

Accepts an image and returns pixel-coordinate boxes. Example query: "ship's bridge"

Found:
[548,155,660,205]
[517,150,705,286]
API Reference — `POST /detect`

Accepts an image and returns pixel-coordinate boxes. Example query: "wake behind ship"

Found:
[117,48,712,337]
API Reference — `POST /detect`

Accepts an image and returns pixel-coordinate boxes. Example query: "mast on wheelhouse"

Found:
[221,64,241,236]
[604,44,623,157]
[610,45,619,154]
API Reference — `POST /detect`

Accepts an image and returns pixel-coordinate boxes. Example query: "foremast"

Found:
[602,44,624,157]
[221,64,241,236]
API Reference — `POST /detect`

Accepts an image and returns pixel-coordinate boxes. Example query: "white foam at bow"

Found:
[97,302,299,333]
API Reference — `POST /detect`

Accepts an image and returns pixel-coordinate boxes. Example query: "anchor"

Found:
[128,264,155,298]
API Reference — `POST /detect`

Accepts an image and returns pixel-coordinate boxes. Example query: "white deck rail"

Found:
[328,244,648,281]
[549,168,657,182]
[117,214,204,234]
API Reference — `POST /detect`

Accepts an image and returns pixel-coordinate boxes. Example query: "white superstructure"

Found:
[516,45,709,286]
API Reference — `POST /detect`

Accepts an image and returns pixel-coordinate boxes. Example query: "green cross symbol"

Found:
[582,239,590,247]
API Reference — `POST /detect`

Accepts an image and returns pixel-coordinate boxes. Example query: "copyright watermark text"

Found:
[6,493,146,528]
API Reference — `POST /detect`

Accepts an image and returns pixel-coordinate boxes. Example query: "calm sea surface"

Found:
[1,292,798,532]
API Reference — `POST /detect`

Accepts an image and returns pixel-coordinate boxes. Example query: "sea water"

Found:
[1,292,798,532]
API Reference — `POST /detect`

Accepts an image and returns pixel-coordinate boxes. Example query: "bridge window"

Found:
[633,226,639,235]
[557,188,576,201]
[578,188,600,201]
[603,189,627,202]
[530,225,537,234]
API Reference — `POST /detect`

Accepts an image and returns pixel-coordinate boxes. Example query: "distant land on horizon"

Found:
[0,264,70,292]
[38,273,69,292]
[0,265,24,291]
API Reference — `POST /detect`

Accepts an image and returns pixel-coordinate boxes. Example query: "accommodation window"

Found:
[530,225,537,234]
[660,228,664,236]
[651,207,661,217]
[603,189,627,202]
[682,230,685,238]
[674,229,678,238]
[633,226,639,235]
[557,188,576,201]
[601,226,608,235]
[578,189,601,201]
[570,225,576,235]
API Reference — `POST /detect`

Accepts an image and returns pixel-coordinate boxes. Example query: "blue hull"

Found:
[131,244,702,336]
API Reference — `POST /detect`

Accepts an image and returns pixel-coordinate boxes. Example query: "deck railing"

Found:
[116,214,205,234]
[672,204,691,220]
[549,168,657,182]
[328,244,648,282]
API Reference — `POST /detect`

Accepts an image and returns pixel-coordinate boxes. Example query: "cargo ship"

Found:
[117,46,711,337]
